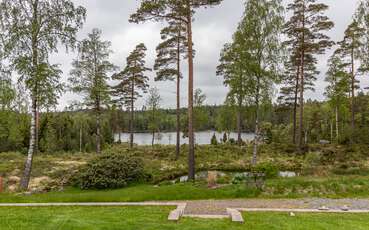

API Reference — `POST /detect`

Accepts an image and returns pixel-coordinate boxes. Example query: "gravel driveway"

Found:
[184,199,369,215]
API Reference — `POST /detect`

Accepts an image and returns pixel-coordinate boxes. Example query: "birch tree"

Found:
[217,40,248,145]
[325,52,350,142]
[0,0,86,190]
[233,0,284,165]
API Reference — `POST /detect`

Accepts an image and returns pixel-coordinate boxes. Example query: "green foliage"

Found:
[210,133,218,145]
[260,122,273,144]
[76,153,148,190]
[231,173,245,185]
[222,132,228,143]
[69,29,116,108]
[0,111,114,153]
[252,162,279,179]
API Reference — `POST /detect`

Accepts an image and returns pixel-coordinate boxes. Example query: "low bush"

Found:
[252,162,279,179]
[75,153,150,189]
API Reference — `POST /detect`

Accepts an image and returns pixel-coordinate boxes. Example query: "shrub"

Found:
[232,173,245,184]
[252,162,279,179]
[76,153,149,189]
[210,133,218,145]
[304,152,321,166]
[222,132,228,143]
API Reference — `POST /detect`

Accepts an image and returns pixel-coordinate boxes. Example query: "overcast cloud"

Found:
[52,0,368,110]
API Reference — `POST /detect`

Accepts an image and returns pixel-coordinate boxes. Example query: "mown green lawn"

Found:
[0,183,259,203]
[1,206,368,230]
[2,175,369,203]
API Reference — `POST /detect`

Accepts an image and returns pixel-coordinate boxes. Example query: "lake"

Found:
[114,131,255,145]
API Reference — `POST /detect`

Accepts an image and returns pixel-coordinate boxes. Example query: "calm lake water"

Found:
[114,131,255,146]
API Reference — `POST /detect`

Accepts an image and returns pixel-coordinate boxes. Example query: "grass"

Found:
[1,175,369,203]
[1,206,369,230]
[0,182,259,203]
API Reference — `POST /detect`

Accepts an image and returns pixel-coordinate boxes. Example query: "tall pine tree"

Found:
[69,29,116,154]
[279,52,318,144]
[130,0,223,180]
[284,0,334,150]
[335,20,365,143]
[112,43,150,148]
[154,19,187,159]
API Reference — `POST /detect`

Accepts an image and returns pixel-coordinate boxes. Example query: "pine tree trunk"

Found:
[152,131,155,146]
[130,81,134,149]
[118,108,122,143]
[186,1,195,181]
[330,119,333,143]
[350,44,355,144]
[176,31,181,160]
[298,51,305,151]
[20,95,37,190]
[298,6,306,152]
[293,65,300,144]
[79,124,83,153]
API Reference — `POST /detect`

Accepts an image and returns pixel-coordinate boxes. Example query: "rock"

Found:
[207,171,217,188]
[279,171,297,178]
[180,176,188,183]
[6,176,20,192]
[8,176,21,185]
[28,176,53,192]
[318,206,329,211]
[319,140,330,144]
[217,171,226,177]
[196,171,208,180]
[8,185,18,192]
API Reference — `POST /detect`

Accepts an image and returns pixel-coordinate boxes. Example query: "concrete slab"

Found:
[227,208,244,223]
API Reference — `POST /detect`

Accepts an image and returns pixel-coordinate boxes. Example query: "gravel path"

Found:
[184,199,369,215]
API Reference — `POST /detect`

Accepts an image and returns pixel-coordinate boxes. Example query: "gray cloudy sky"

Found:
[54,0,367,110]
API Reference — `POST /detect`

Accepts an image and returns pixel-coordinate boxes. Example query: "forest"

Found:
[2,1,369,229]
[0,0,368,190]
